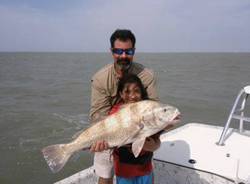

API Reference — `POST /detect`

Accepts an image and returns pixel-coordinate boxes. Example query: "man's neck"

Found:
[116,69,127,78]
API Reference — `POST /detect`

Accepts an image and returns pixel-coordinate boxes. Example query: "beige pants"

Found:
[94,149,114,178]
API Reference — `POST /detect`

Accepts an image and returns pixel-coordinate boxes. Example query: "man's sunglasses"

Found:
[113,48,134,55]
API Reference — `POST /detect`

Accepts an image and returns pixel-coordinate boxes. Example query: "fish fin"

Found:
[118,124,144,148]
[132,138,146,158]
[42,144,71,173]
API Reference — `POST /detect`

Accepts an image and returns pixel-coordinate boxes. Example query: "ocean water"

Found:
[0,52,249,184]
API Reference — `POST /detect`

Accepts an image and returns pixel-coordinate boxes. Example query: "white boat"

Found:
[55,86,250,184]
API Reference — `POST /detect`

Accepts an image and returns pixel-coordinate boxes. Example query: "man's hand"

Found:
[89,140,109,153]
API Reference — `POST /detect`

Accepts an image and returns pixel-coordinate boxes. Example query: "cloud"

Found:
[0,0,249,52]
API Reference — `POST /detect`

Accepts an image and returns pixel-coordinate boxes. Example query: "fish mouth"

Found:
[171,112,181,124]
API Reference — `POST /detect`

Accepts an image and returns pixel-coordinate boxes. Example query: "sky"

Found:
[0,0,249,52]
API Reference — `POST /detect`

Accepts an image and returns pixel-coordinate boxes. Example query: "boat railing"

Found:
[217,85,250,146]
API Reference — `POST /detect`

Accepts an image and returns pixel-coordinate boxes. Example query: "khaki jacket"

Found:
[90,62,159,122]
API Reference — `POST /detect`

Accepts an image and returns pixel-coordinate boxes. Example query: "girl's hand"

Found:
[89,140,109,153]
[142,137,161,152]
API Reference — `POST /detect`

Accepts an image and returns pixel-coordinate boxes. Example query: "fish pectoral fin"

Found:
[132,138,146,158]
[118,124,144,148]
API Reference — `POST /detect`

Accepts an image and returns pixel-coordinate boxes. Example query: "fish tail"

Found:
[42,144,71,173]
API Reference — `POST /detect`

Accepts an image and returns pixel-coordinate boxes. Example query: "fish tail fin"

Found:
[42,144,71,173]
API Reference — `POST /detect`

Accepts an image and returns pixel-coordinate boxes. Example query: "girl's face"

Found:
[119,82,142,103]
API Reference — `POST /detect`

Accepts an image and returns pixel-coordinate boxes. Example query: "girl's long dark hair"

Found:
[113,74,149,105]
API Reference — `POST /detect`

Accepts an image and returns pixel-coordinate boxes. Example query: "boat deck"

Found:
[154,123,250,183]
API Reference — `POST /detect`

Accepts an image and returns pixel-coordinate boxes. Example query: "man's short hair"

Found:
[110,29,136,48]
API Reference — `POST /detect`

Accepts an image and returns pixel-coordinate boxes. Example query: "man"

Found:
[90,29,159,184]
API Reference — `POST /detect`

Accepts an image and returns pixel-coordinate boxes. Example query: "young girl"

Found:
[109,74,161,184]
[90,74,172,183]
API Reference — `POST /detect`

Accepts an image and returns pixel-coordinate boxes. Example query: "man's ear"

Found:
[110,47,114,55]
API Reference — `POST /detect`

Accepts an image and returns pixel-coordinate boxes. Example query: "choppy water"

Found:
[0,52,249,184]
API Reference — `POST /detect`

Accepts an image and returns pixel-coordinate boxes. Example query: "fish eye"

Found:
[163,108,167,112]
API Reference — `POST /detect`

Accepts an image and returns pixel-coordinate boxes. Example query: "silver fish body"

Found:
[42,100,180,173]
